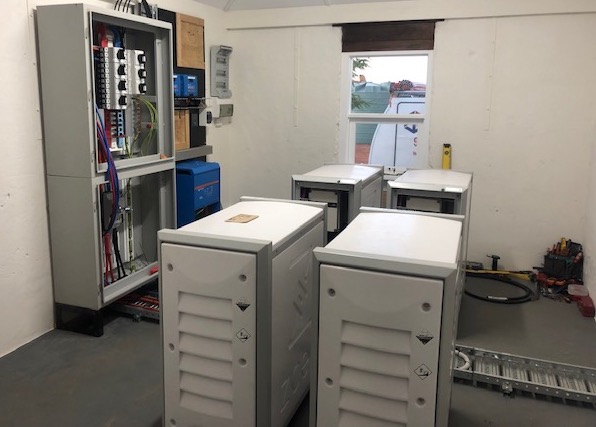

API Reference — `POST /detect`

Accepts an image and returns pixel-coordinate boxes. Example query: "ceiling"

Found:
[195,0,398,12]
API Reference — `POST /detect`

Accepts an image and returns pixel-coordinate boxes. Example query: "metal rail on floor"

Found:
[454,344,596,408]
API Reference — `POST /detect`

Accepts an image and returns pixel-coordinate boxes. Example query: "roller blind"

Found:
[340,21,439,52]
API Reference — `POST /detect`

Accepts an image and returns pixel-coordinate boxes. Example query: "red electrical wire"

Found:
[104,233,115,283]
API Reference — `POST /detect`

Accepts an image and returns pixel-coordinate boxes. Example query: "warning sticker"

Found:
[414,364,432,380]
[236,299,251,312]
[416,331,434,345]
[236,328,251,343]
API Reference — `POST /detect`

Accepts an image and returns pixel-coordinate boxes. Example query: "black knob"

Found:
[139,84,147,94]
[138,69,147,78]
[118,96,127,106]
[117,49,125,60]
[118,81,127,91]
[117,65,126,75]
[138,53,146,63]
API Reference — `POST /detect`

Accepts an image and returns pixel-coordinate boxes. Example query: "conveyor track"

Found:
[454,345,596,408]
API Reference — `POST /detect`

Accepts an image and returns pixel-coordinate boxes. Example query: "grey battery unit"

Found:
[158,198,327,427]
[311,209,464,427]
[292,164,383,237]
[388,169,473,260]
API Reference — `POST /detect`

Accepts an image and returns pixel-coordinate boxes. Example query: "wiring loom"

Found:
[95,104,121,285]
[134,96,158,155]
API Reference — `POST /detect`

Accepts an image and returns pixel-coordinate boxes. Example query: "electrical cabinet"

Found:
[311,210,463,427]
[37,3,175,335]
[292,164,383,239]
[388,169,473,259]
[159,198,327,427]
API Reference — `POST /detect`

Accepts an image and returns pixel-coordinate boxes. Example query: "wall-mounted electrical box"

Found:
[159,198,327,427]
[292,164,383,240]
[210,45,233,98]
[311,209,464,427]
[36,3,175,336]
[218,103,234,118]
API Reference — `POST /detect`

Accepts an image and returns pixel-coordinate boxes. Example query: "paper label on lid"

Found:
[225,214,258,223]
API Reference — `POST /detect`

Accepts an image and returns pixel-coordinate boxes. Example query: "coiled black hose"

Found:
[464,272,534,304]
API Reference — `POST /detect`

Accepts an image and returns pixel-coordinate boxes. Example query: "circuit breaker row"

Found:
[97,47,147,110]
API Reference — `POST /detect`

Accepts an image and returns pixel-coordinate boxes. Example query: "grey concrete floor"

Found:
[0,289,595,426]
[459,277,596,367]
[0,313,162,427]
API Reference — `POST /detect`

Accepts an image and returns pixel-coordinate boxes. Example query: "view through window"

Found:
[347,54,430,169]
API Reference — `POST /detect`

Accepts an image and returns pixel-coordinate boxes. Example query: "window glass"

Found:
[348,54,429,168]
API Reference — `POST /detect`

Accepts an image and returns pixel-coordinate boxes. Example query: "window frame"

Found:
[339,50,434,171]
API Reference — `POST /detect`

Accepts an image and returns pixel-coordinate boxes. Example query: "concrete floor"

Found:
[0,289,595,426]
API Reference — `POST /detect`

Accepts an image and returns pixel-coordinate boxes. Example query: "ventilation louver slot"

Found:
[177,291,234,419]
[338,321,411,427]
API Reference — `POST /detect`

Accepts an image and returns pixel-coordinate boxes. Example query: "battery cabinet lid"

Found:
[179,200,322,248]
[324,212,461,266]
[391,169,472,192]
[298,164,381,182]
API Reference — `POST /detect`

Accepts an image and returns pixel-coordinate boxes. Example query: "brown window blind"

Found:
[340,21,438,52]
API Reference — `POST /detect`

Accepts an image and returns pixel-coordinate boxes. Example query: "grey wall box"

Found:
[311,209,464,427]
[36,3,175,335]
[158,198,327,427]
[210,45,232,98]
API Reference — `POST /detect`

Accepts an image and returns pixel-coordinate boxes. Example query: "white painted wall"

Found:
[431,15,596,270]
[223,26,341,205]
[224,11,596,272]
[0,0,226,357]
[0,0,101,358]
[223,0,596,29]
[584,128,596,306]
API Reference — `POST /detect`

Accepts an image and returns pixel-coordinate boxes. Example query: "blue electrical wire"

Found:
[95,105,120,234]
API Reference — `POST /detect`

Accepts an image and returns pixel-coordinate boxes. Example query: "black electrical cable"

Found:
[141,0,152,17]
[112,228,127,279]
[119,27,126,49]
[464,272,534,304]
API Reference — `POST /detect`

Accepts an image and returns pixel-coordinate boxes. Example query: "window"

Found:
[338,20,438,171]
[340,52,432,170]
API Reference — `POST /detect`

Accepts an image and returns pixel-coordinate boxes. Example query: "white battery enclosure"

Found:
[159,200,326,427]
[388,169,472,260]
[292,164,383,235]
[312,211,463,427]
[388,169,472,215]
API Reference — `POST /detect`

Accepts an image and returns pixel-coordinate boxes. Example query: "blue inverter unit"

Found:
[176,160,220,227]
[180,74,198,97]
[173,74,182,97]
